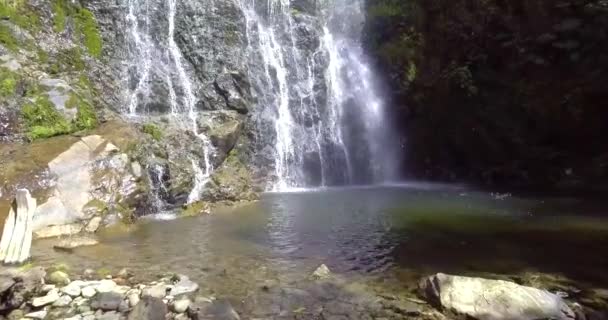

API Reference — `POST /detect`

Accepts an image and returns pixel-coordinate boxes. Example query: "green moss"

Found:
[52,0,67,32]
[71,93,97,130]
[0,1,40,33]
[0,24,18,52]
[74,8,102,58]
[180,201,208,217]
[0,68,17,96]
[21,95,72,140]
[96,267,111,278]
[142,123,163,141]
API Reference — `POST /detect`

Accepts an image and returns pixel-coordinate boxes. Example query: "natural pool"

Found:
[32,183,608,317]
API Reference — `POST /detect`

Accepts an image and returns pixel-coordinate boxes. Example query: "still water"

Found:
[33,183,608,305]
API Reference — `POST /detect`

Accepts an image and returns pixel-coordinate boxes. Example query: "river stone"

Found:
[31,288,60,307]
[119,300,130,312]
[171,299,191,313]
[47,270,70,285]
[128,296,167,320]
[53,294,73,307]
[128,293,140,307]
[96,279,117,293]
[62,282,82,297]
[419,273,576,320]
[142,284,167,299]
[97,311,121,320]
[24,310,47,319]
[82,286,96,298]
[0,267,45,312]
[91,292,123,311]
[6,309,23,320]
[169,275,198,297]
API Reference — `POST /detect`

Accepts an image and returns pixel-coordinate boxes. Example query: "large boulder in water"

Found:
[419,273,575,320]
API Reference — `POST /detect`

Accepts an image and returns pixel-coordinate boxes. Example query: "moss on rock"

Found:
[0,68,17,96]
[142,123,163,141]
[74,8,102,58]
[21,95,72,140]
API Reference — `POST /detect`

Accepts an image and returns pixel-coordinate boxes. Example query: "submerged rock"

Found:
[188,299,240,320]
[53,236,99,252]
[419,273,575,320]
[310,264,331,280]
[169,275,199,297]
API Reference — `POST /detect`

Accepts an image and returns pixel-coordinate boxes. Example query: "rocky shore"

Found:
[1,263,606,320]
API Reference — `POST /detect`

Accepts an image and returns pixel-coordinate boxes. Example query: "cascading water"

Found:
[123,0,214,204]
[239,0,398,190]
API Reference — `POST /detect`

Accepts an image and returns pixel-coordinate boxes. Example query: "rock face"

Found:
[365,0,608,188]
[419,273,576,320]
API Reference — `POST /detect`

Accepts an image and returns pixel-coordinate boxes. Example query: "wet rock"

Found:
[171,299,191,313]
[311,264,331,280]
[6,309,23,320]
[84,269,96,280]
[419,273,575,320]
[119,300,130,312]
[169,275,198,297]
[24,310,47,319]
[53,294,73,307]
[47,270,70,285]
[85,217,103,233]
[32,288,60,307]
[142,284,167,299]
[91,292,124,311]
[127,296,167,320]
[188,299,240,320]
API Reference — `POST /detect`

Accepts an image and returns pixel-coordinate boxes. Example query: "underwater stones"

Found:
[419,273,575,320]
[311,264,331,280]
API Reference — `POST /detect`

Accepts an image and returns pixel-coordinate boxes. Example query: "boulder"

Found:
[82,286,97,298]
[61,282,82,297]
[127,296,167,320]
[141,284,167,299]
[171,299,191,313]
[85,217,103,233]
[96,279,118,293]
[52,294,73,307]
[91,292,124,311]
[0,267,45,311]
[419,273,576,320]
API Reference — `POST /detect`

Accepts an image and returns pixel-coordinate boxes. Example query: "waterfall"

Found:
[123,0,214,204]
[239,0,397,190]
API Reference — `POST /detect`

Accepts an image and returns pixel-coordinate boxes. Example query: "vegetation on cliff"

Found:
[365,0,608,188]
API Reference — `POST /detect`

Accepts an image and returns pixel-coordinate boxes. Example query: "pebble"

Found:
[52,294,73,307]
[47,270,70,285]
[31,289,60,307]
[41,284,56,293]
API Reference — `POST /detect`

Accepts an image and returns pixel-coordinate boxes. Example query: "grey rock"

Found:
[168,275,198,297]
[128,293,140,307]
[86,217,103,233]
[127,296,167,320]
[171,299,191,313]
[62,282,82,297]
[96,280,117,293]
[82,286,97,298]
[24,310,47,319]
[96,311,121,320]
[141,284,167,299]
[118,300,130,312]
[6,309,23,320]
[53,294,73,307]
[31,288,60,307]
[91,292,124,311]
[419,273,575,320]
